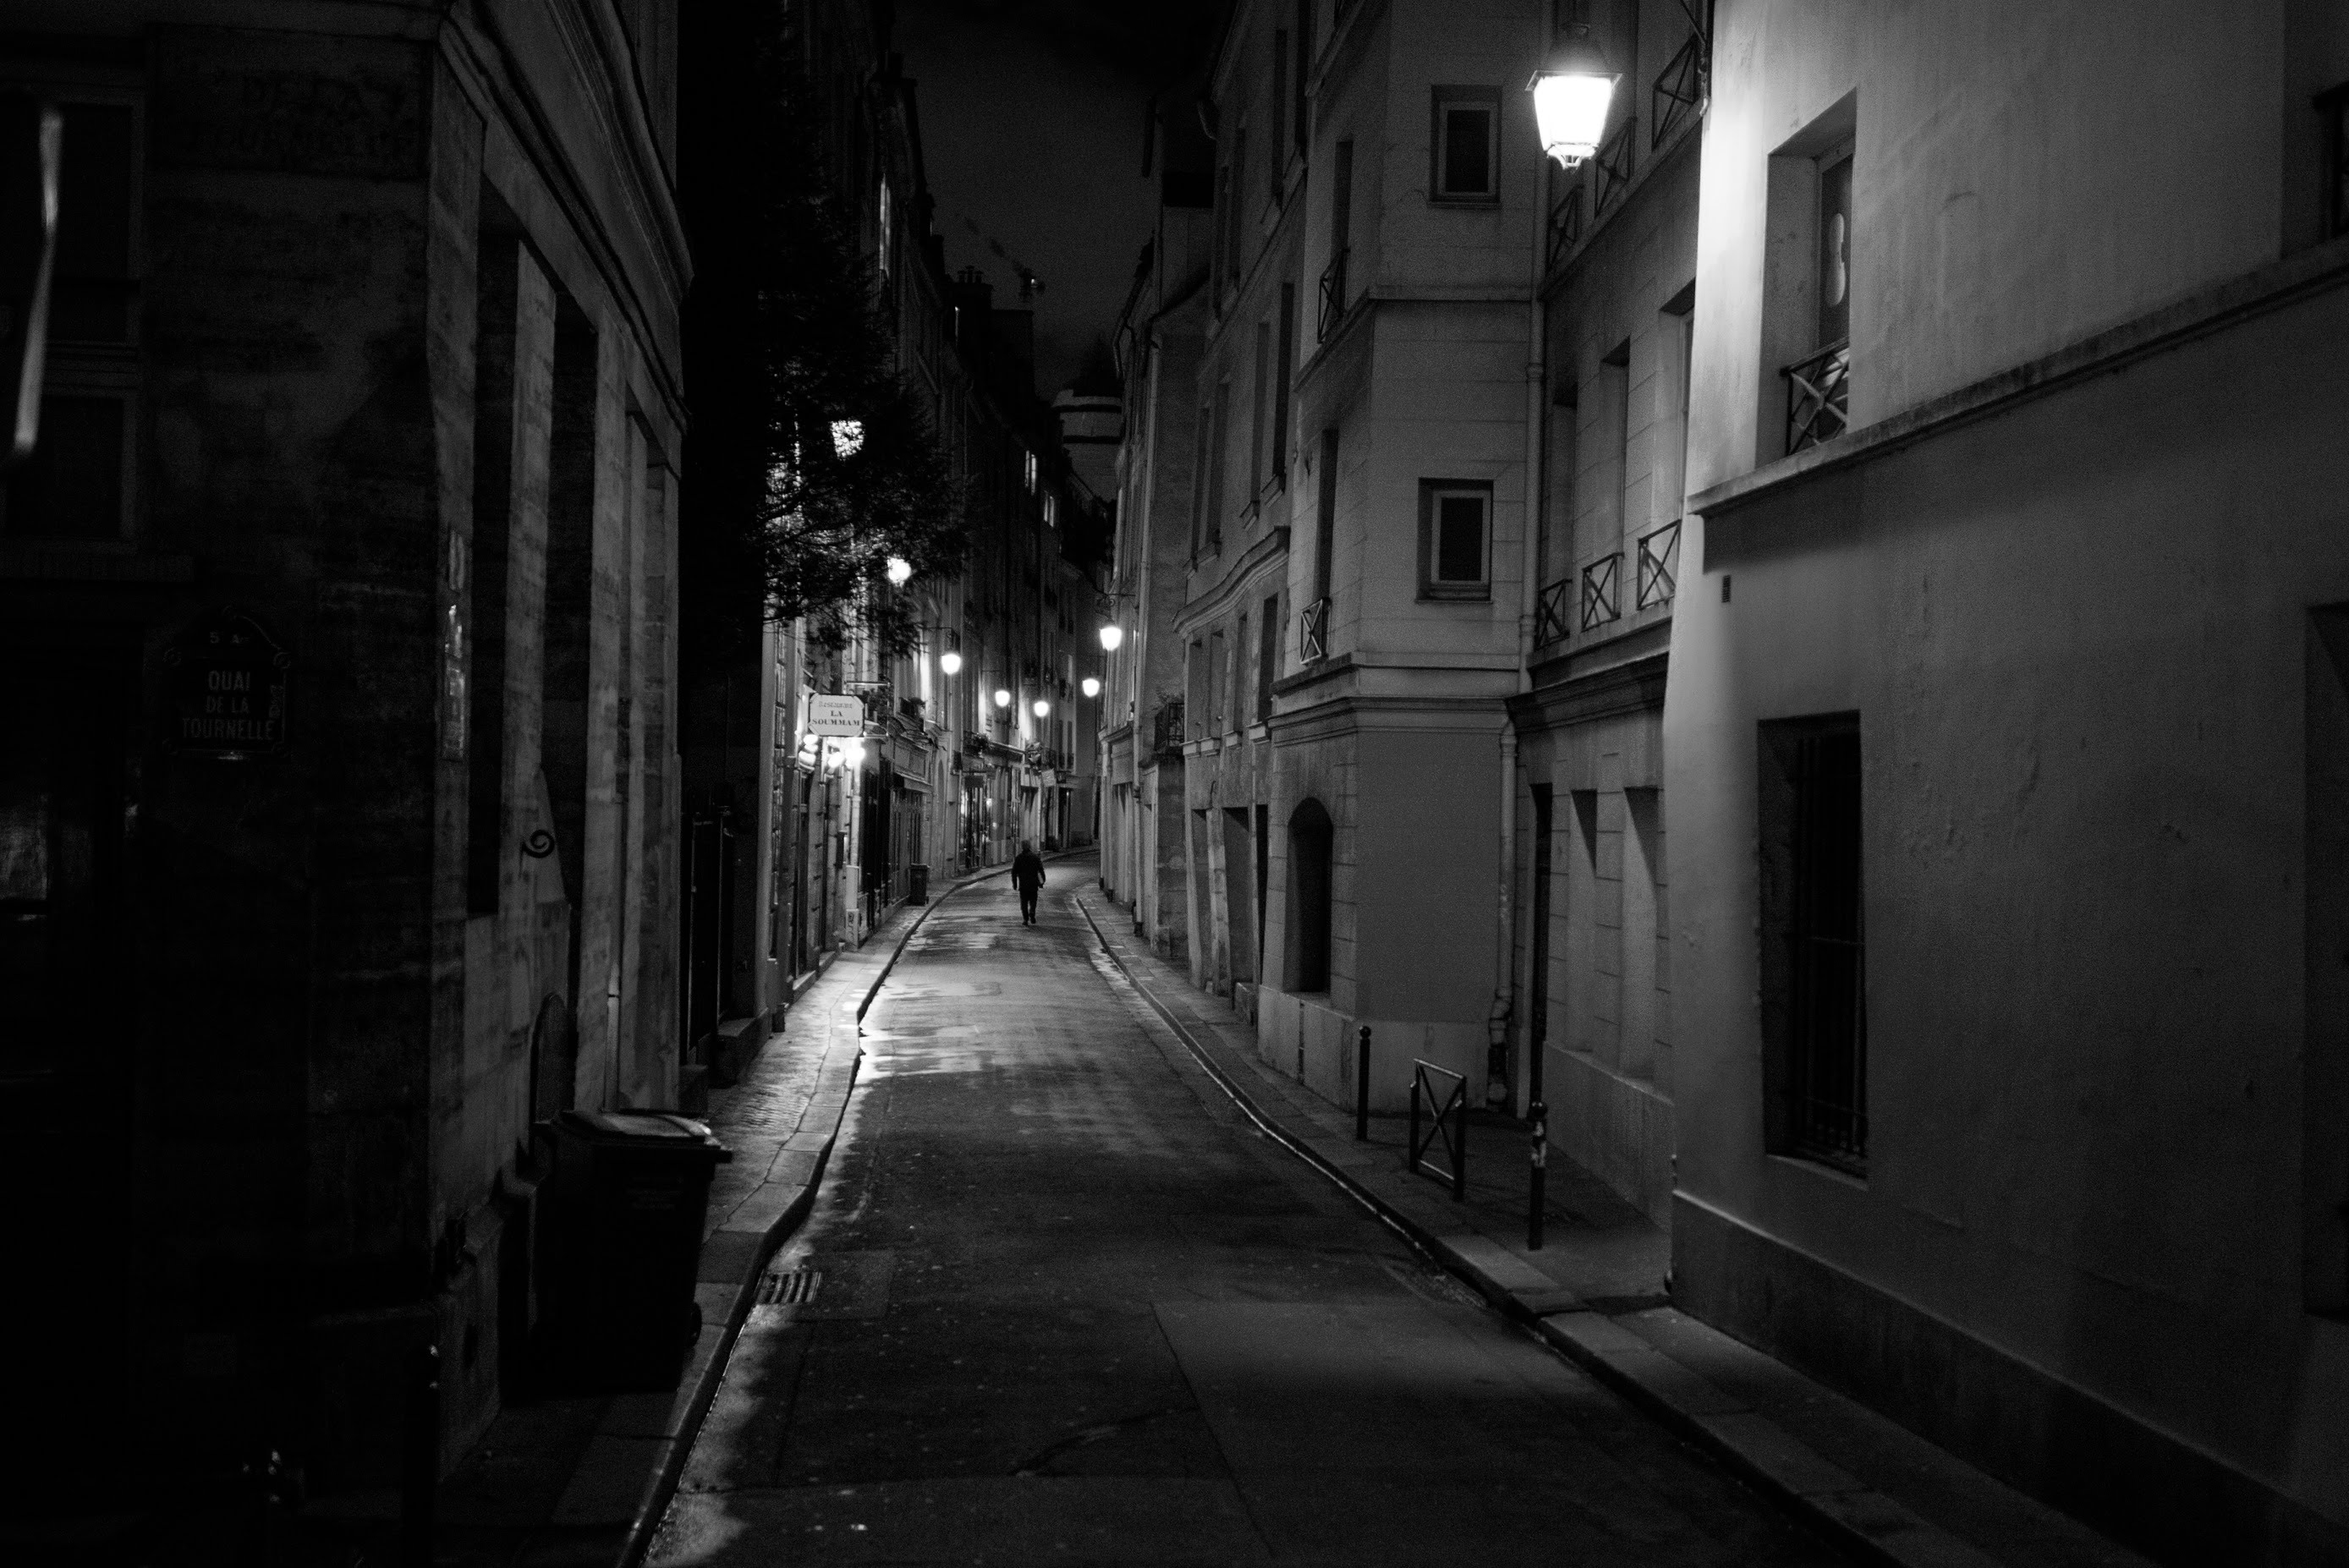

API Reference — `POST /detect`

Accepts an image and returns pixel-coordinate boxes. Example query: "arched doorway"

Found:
[1287,798,1334,992]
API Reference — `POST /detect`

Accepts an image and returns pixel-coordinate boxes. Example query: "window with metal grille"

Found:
[1760,714,1867,1174]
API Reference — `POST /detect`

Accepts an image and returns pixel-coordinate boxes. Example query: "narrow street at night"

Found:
[650,862,1846,1567]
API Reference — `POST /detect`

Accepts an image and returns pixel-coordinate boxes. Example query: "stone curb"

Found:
[599,867,999,1568]
[1070,887,2019,1568]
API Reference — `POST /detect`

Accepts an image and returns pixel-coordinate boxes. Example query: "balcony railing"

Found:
[1652,31,1705,149]
[1593,118,1636,217]
[1300,595,1331,662]
[1534,577,1572,647]
[1317,247,1350,342]
[1781,338,1850,454]
[1636,519,1681,611]
[1152,699,1186,756]
[1545,182,1585,271]
[1580,552,1621,633]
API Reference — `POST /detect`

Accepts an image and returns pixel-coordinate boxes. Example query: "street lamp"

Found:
[1528,25,1619,167]
[993,687,1012,709]
[939,649,963,676]
[1098,622,1124,651]
[884,556,913,586]
[1081,676,1101,699]
[1032,698,1051,718]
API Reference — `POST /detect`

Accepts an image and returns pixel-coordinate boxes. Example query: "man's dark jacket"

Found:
[1012,852,1046,891]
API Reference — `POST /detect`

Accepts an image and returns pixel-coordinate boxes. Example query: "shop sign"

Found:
[164,608,290,758]
[805,694,864,737]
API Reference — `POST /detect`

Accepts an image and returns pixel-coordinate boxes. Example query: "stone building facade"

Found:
[1665,3,2349,1559]
[1,0,685,1502]
[1511,0,1705,1229]
[677,0,1106,1100]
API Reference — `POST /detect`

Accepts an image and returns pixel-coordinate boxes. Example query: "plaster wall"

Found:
[1666,269,2349,1544]
[1374,0,1543,297]
[1690,0,2295,491]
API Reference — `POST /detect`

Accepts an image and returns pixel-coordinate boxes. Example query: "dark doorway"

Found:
[1287,798,1333,992]
[0,640,133,1503]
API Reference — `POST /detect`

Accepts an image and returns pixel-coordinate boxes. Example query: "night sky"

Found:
[894,0,1223,396]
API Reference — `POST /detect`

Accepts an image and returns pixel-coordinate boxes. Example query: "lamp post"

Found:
[1528,25,1619,168]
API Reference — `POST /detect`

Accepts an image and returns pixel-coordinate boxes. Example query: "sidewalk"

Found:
[392,852,1066,1567]
[1072,880,2151,1568]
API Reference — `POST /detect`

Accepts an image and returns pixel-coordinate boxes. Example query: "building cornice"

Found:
[1692,230,2349,524]
[1509,646,1667,732]
[1178,525,1290,631]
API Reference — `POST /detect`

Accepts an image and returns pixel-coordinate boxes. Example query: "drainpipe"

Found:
[1491,119,1550,1109]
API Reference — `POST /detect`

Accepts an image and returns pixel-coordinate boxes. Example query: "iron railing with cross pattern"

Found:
[1636,519,1682,611]
[1317,247,1349,343]
[1652,32,1705,149]
[1545,181,1585,272]
[1782,337,1850,453]
[1593,118,1636,217]
[1300,595,1331,662]
[1534,577,1572,648]
[1580,552,1621,633]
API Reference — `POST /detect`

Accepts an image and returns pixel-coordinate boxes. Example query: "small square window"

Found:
[1418,480,1491,599]
[1431,89,1500,202]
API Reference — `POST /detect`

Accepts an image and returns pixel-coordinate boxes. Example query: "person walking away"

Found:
[1012,841,1046,925]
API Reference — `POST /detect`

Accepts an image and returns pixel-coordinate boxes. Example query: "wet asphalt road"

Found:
[650,863,1848,1566]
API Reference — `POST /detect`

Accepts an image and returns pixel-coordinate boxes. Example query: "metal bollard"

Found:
[1354,1026,1371,1142]
[1528,1099,1548,1251]
[400,1339,440,1567]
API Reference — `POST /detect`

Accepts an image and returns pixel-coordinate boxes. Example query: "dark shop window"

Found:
[1431,88,1500,202]
[1418,480,1491,599]
[1759,714,1868,1175]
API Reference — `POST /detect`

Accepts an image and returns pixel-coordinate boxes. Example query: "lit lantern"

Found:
[884,556,913,586]
[1528,25,1618,168]
[1098,622,1124,651]
[993,688,1012,708]
[1081,676,1101,699]
[939,649,963,675]
[1033,698,1051,718]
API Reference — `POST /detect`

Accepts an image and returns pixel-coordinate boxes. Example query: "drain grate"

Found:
[756,1268,822,1307]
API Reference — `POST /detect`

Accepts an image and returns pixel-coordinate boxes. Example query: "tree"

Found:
[687,14,965,667]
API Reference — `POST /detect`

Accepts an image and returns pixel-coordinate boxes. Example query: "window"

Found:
[1759,714,1867,1174]
[1206,377,1232,555]
[1249,319,1271,496]
[1256,594,1278,723]
[1764,99,1857,457]
[1272,283,1294,478]
[1189,402,1213,556]
[1418,480,1492,599]
[877,178,892,276]
[1023,448,1038,492]
[1227,128,1249,281]
[1313,428,1338,603]
[1208,630,1228,734]
[3,98,138,541]
[2308,607,2349,1313]
[1271,32,1289,197]
[1431,88,1500,202]
[1816,146,1852,348]
[2321,84,2349,240]
[1294,0,1313,149]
